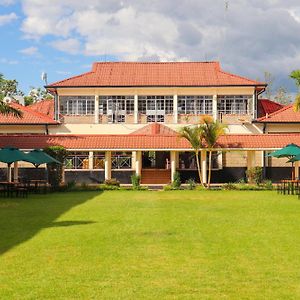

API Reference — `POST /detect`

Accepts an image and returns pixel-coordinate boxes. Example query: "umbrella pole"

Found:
[13,161,18,183]
[292,161,295,180]
[7,163,12,183]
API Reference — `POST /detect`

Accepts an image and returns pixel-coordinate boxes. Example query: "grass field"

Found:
[0,190,300,299]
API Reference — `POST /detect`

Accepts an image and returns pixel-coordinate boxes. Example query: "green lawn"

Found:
[1,191,300,299]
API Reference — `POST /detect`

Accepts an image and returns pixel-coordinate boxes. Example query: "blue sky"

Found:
[1,0,300,96]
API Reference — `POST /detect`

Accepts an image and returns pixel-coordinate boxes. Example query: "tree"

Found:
[44,146,68,189]
[179,125,204,186]
[0,73,22,117]
[263,71,275,99]
[201,116,227,189]
[273,86,292,105]
[290,70,300,111]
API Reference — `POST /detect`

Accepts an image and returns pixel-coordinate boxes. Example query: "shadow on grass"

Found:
[47,220,97,227]
[0,191,101,255]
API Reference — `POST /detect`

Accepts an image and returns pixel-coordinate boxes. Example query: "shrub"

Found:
[246,167,263,185]
[263,180,273,190]
[223,183,237,190]
[99,184,120,190]
[186,178,196,190]
[131,174,141,190]
[104,178,120,186]
[171,172,181,189]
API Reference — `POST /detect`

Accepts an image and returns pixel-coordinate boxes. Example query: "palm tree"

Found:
[179,125,204,186]
[0,100,22,117]
[201,116,226,188]
[290,70,300,111]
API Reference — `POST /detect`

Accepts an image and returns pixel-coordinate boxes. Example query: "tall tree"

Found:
[179,125,204,186]
[0,73,22,117]
[290,70,300,111]
[201,116,227,189]
[274,86,292,105]
[263,71,275,99]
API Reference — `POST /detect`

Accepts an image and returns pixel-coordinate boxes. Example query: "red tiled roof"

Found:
[28,99,54,119]
[0,102,57,125]
[47,62,266,88]
[0,133,300,150]
[257,104,300,123]
[130,123,177,135]
[257,99,284,118]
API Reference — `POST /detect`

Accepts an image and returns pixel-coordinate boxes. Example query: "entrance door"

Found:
[141,151,171,184]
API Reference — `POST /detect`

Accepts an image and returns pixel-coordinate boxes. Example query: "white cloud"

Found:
[50,38,81,54]
[0,57,18,64]
[20,0,300,91]
[56,70,72,75]
[0,12,17,26]
[0,0,15,6]
[19,46,39,56]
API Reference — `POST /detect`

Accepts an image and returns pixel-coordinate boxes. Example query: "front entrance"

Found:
[141,151,171,184]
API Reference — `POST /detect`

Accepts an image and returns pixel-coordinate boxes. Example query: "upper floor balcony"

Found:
[58,94,254,125]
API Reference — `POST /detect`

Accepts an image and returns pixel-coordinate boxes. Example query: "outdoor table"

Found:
[279,180,300,195]
[0,181,18,197]
[30,180,48,193]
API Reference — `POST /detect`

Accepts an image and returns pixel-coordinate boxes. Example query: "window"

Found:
[64,152,89,169]
[217,95,252,114]
[60,96,95,115]
[178,96,213,115]
[112,152,132,169]
[138,95,173,122]
[99,96,134,123]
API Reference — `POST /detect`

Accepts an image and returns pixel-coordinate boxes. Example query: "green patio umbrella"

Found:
[268,143,300,159]
[0,147,29,182]
[268,144,300,179]
[25,149,61,167]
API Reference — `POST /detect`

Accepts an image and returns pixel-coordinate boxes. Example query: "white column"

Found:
[88,151,94,170]
[295,161,299,179]
[170,151,177,182]
[94,95,99,124]
[173,94,178,124]
[213,94,218,121]
[105,151,112,180]
[201,150,207,184]
[13,161,18,183]
[247,150,256,170]
[135,151,142,176]
[134,94,138,124]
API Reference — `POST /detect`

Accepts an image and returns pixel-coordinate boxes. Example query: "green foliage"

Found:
[99,184,120,190]
[290,70,300,88]
[171,172,181,189]
[131,174,141,190]
[104,178,120,186]
[44,146,68,189]
[186,178,196,190]
[246,167,263,185]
